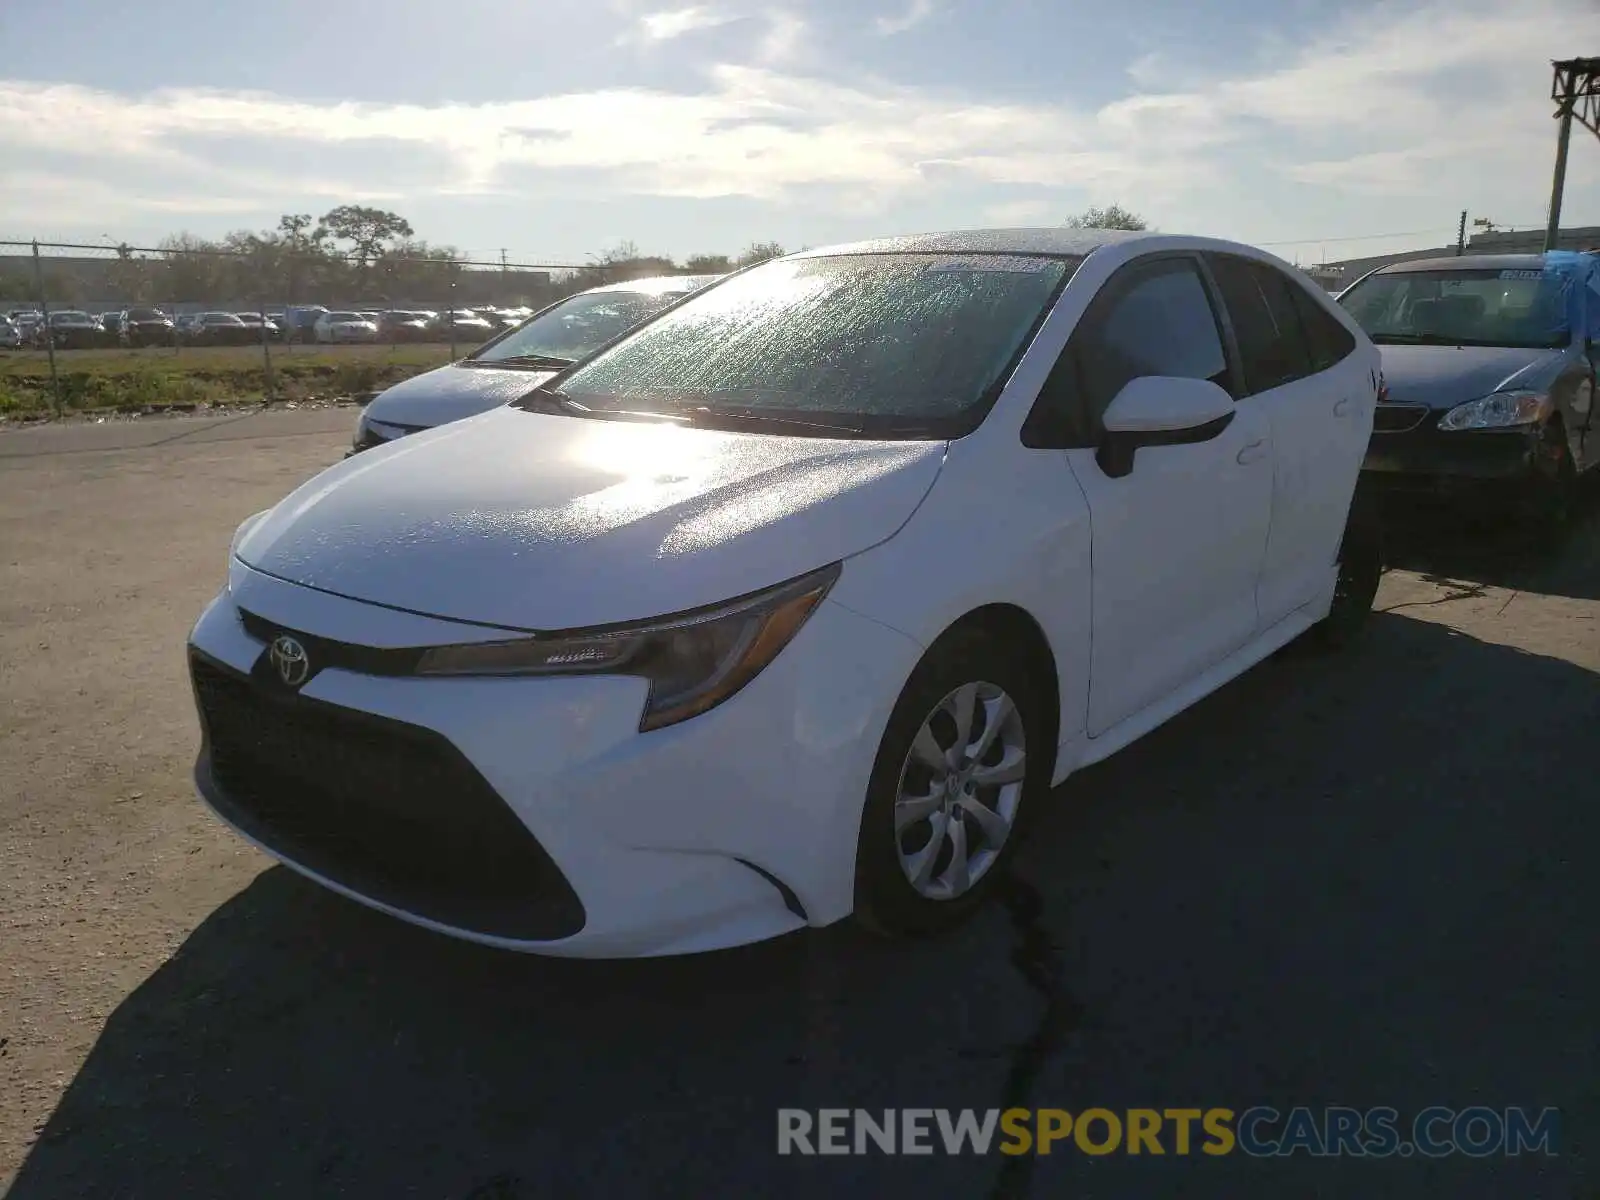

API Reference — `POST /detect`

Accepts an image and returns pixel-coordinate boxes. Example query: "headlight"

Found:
[353,410,409,448]
[1437,390,1551,431]
[416,562,841,731]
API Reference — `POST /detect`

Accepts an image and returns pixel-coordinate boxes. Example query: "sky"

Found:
[0,0,1596,268]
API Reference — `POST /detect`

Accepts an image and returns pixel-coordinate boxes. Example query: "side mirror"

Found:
[1097,376,1236,478]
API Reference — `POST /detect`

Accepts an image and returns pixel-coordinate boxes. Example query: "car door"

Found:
[1029,253,1274,738]
[1204,253,1369,627]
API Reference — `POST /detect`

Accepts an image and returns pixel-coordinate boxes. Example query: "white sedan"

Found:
[314,311,379,343]
[188,228,1382,958]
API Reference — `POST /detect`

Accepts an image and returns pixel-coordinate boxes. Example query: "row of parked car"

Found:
[0,304,538,350]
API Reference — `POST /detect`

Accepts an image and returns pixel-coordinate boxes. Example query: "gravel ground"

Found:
[1,411,1596,1199]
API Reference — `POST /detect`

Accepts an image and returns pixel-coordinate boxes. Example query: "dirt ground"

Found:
[1,411,1596,1198]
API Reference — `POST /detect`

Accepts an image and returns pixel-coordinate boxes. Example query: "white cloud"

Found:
[633,6,734,42]
[983,199,1055,225]
[757,11,806,63]
[0,0,1593,244]
[875,0,934,36]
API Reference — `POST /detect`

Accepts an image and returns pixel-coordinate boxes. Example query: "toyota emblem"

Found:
[268,634,311,687]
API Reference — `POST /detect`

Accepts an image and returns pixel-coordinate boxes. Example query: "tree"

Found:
[316,206,415,272]
[106,243,156,305]
[273,213,336,304]
[735,241,786,268]
[685,254,733,274]
[159,233,229,304]
[1064,205,1149,231]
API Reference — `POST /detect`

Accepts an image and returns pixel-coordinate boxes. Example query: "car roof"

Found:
[789,227,1154,260]
[1375,253,1551,274]
[585,274,721,296]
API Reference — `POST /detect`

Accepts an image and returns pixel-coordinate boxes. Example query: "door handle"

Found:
[1334,397,1352,417]
[1236,439,1267,465]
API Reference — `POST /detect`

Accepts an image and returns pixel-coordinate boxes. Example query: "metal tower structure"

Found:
[1545,57,1600,252]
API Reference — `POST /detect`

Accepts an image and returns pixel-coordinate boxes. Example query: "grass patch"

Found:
[0,344,463,415]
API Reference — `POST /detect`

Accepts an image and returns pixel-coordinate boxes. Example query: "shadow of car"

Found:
[8,610,1596,1197]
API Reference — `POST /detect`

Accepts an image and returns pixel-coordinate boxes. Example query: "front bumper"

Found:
[1362,404,1542,493]
[186,561,923,957]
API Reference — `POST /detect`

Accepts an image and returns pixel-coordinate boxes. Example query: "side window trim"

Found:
[1194,254,1248,399]
[1021,252,1235,450]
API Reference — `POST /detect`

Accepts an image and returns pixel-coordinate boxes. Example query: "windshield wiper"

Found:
[515,384,590,415]
[1370,332,1467,345]
[676,406,877,436]
[465,353,573,370]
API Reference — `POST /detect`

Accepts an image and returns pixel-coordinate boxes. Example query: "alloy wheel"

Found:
[893,681,1027,900]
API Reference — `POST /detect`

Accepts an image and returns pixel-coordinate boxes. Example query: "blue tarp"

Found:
[1539,251,1599,342]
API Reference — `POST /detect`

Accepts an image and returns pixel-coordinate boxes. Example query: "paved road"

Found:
[1,411,1595,1198]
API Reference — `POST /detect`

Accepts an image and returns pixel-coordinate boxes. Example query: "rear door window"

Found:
[1206,254,1316,394]
[1287,282,1358,372]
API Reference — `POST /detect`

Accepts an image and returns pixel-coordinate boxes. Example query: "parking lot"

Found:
[1,410,1596,1198]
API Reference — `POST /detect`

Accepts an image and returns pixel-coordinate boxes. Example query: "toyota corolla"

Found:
[188,228,1382,958]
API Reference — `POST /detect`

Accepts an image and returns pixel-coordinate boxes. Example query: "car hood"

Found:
[1376,344,1567,409]
[362,362,553,428]
[235,405,947,630]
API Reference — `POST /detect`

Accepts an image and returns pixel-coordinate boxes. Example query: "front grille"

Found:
[191,652,585,940]
[1372,403,1431,433]
[237,609,424,679]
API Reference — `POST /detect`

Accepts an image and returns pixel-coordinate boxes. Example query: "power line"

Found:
[1255,227,1453,247]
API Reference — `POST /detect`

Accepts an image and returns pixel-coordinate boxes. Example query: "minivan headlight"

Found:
[1437,390,1551,431]
[416,562,841,731]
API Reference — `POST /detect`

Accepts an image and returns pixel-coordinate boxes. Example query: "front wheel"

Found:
[854,633,1050,938]
[1521,419,1578,532]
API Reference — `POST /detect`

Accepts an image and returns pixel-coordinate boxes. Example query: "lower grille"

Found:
[191,652,585,941]
[1372,403,1431,433]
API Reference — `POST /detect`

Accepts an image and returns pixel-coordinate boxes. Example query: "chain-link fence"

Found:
[0,239,654,414]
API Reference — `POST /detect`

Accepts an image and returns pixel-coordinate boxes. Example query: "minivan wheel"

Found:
[854,633,1049,938]
[1310,488,1384,650]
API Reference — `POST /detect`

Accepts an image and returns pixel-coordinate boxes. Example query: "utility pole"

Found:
[1456,210,1467,255]
[1545,103,1574,253]
[499,248,508,273]
[1545,58,1600,253]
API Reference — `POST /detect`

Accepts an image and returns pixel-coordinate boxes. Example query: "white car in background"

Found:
[190,228,1381,959]
[351,274,719,452]
[314,311,380,344]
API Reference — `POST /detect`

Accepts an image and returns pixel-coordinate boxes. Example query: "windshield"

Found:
[475,288,692,365]
[1338,267,1571,348]
[328,312,362,322]
[128,308,164,320]
[51,312,92,323]
[545,253,1074,435]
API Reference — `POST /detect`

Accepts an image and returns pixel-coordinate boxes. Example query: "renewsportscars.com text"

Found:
[777,1107,1559,1158]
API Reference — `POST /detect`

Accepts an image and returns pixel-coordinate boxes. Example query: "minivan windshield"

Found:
[537,253,1076,436]
[474,287,696,367]
[1338,267,1571,349]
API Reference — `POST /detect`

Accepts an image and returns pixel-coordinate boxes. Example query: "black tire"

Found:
[1310,487,1384,649]
[1521,419,1578,532]
[853,630,1052,938]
